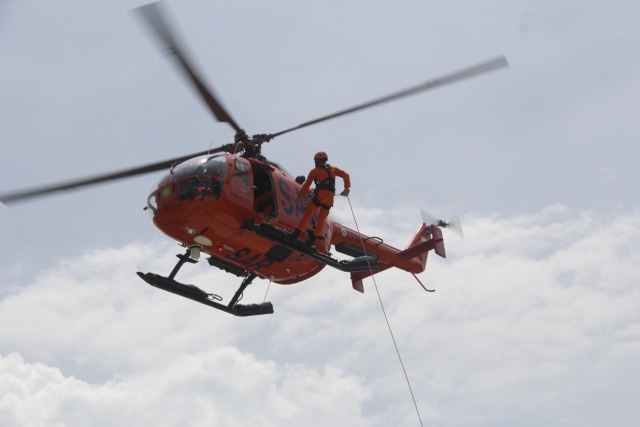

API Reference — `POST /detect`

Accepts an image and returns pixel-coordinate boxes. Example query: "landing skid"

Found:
[137,250,273,317]
[248,221,378,273]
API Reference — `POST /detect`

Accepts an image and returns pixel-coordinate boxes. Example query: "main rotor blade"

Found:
[0,148,223,205]
[270,56,508,138]
[135,2,242,133]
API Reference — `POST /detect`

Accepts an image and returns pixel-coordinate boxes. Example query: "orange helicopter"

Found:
[0,3,507,316]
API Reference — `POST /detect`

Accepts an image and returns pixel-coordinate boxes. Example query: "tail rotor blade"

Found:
[421,209,439,227]
[447,216,464,238]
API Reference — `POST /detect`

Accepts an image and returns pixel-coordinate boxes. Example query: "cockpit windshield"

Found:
[169,155,227,182]
[148,155,228,215]
[171,155,227,201]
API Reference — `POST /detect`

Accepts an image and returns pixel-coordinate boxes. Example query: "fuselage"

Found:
[147,153,328,284]
[147,153,437,287]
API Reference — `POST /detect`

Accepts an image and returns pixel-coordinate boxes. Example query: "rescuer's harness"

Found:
[312,164,335,210]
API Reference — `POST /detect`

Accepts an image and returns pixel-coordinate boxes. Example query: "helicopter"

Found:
[0,3,507,316]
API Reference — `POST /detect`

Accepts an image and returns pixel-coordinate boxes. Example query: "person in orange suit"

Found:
[289,151,350,246]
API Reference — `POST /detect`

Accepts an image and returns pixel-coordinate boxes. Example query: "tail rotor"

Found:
[421,209,464,238]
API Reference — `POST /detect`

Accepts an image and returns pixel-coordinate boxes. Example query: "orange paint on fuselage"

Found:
[147,154,326,284]
[146,153,438,287]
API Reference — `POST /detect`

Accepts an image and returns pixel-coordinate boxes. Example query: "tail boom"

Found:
[330,222,445,292]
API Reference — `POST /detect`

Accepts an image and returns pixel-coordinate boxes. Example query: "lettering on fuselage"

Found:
[277,177,306,219]
[224,247,274,271]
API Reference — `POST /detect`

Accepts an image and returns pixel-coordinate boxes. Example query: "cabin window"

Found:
[235,159,250,174]
[230,159,251,194]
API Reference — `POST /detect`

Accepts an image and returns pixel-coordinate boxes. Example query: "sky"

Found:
[1,1,639,426]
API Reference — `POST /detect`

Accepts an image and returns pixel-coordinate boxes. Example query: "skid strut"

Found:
[137,249,273,316]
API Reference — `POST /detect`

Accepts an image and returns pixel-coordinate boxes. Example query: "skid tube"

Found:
[137,249,273,317]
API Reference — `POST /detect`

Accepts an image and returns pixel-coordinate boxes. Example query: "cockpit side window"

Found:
[230,159,251,194]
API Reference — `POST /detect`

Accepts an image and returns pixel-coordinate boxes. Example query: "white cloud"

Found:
[2,0,640,424]
[0,351,371,427]
[1,207,640,427]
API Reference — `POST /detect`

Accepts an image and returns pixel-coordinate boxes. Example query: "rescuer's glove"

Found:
[340,188,350,197]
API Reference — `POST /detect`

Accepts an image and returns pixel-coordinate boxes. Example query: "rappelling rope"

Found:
[346,196,424,427]
[262,278,272,305]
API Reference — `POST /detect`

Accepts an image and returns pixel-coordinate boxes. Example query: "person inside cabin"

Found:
[255,188,275,216]
[289,151,350,246]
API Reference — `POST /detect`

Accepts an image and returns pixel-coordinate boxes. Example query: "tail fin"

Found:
[341,223,446,293]
[399,223,446,268]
